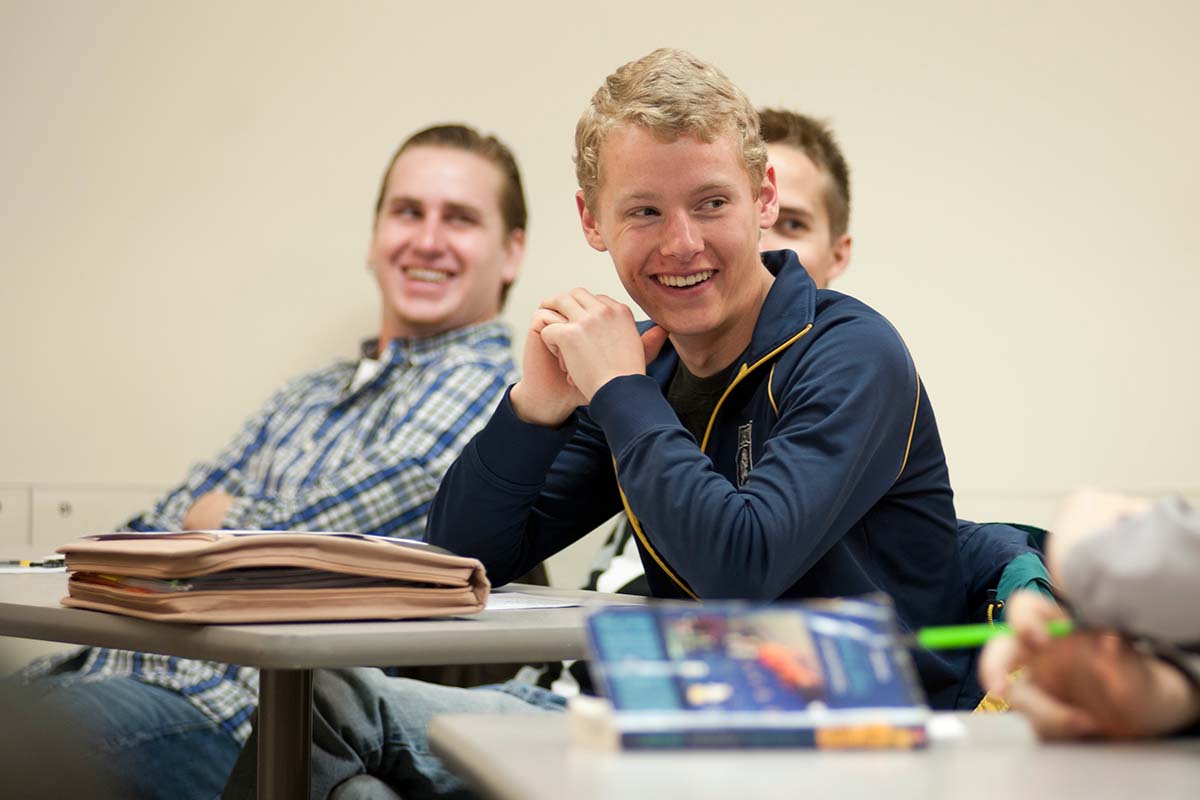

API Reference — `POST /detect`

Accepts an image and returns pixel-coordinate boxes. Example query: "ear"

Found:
[826,232,853,284]
[757,164,780,230]
[577,191,608,252]
[366,216,384,274]
[500,228,525,285]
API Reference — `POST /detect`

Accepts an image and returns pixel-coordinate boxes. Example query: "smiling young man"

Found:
[370,127,524,345]
[581,107,857,606]
[17,123,527,800]
[432,51,967,675]
[222,51,970,800]
[565,106,1026,712]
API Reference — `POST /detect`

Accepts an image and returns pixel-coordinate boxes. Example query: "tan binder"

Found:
[57,531,489,623]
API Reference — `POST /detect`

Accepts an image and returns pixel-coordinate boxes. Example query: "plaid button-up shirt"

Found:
[23,321,516,744]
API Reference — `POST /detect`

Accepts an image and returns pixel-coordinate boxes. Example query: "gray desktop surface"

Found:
[429,712,1200,800]
[0,573,644,668]
[0,571,644,799]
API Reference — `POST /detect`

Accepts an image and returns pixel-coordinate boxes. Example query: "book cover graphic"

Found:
[585,596,928,749]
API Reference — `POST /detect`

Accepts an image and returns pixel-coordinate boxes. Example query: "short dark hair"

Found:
[373,124,527,304]
[758,109,851,239]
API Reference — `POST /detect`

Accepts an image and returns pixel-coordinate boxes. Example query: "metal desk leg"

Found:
[257,668,312,800]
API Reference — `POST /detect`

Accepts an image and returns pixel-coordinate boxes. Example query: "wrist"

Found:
[1148,657,1200,734]
[509,381,574,428]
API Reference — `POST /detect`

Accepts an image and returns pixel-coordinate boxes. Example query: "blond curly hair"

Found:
[574,48,767,210]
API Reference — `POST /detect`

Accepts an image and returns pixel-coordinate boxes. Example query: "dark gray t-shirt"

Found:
[666,360,737,444]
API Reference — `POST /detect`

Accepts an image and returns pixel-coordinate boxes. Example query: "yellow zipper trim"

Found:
[615,470,699,600]
[767,363,779,416]
[896,371,921,480]
[614,323,814,599]
[700,324,813,451]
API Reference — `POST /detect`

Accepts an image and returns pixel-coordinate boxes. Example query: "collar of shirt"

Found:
[360,319,512,366]
[347,320,513,399]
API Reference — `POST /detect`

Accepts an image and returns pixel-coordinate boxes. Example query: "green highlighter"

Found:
[911,619,1075,650]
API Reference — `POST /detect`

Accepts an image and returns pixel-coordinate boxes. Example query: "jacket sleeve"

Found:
[425,387,625,585]
[218,362,512,539]
[590,314,923,600]
[1062,497,1200,644]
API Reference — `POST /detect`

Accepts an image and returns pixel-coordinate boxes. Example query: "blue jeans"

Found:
[222,668,566,800]
[19,670,242,800]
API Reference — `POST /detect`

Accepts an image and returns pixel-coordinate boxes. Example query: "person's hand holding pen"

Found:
[980,592,1200,738]
[978,489,1200,739]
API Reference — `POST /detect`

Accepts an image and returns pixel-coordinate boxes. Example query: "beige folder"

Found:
[57,531,489,623]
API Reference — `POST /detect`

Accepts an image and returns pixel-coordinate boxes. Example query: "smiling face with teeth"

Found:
[577,125,779,375]
[368,145,524,342]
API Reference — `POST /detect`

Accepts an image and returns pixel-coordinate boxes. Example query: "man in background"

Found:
[758,107,853,288]
[15,123,528,800]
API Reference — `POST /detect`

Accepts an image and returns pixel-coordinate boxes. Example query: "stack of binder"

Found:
[56,530,489,623]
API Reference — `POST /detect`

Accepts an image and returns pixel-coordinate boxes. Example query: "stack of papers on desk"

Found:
[576,595,929,750]
[57,531,489,623]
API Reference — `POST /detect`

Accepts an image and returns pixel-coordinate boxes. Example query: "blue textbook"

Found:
[580,595,929,750]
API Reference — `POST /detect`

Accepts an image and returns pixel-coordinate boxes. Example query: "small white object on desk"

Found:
[484,590,581,611]
[568,694,622,751]
[924,714,968,741]
[0,558,66,575]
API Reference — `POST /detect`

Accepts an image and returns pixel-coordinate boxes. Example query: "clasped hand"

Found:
[510,288,668,427]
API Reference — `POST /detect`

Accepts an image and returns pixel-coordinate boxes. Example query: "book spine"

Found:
[618,724,927,750]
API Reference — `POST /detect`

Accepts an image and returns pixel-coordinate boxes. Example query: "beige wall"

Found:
[1,1,1197,584]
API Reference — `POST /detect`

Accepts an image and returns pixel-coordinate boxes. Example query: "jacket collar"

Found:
[746,249,818,365]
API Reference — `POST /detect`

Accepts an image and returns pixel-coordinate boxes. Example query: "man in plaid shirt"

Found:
[17,123,528,800]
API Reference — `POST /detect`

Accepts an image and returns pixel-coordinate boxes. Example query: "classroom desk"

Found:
[428,712,1200,800]
[0,572,643,800]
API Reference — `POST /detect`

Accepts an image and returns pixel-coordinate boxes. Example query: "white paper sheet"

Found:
[0,566,67,575]
[485,591,580,611]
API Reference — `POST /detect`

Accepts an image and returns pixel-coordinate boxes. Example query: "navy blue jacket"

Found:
[428,250,970,707]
